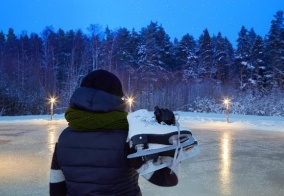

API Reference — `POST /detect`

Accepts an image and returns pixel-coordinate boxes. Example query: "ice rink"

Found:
[0,121,284,196]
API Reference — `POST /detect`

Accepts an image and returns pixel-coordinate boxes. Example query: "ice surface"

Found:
[0,111,284,195]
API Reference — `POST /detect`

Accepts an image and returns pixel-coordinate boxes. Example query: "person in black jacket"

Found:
[49,69,177,196]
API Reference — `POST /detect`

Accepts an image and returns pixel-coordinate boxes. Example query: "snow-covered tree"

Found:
[248,28,257,46]
[115,28,140,96]
[265,10,284,89]
[250,35,268,92]
[138,21,173,70]
[175,34,198,81]
[235,26,252,90]
[212,32,232,84]
[0,10,283,116]
[196,29,214,80]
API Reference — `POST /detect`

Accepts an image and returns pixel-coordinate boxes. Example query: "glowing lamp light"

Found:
[223,99,230,106]
[49,96,57,121]
[126,96,134,113]
[50,97,56,104]
[223,98,231,123]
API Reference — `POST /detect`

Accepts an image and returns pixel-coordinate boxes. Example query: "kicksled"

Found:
[127,109,200,175]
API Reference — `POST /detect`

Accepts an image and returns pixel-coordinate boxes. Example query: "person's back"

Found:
[49,70,141,196]
[56,128,140,195]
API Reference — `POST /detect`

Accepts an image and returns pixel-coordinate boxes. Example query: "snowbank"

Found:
[0,111,283,132]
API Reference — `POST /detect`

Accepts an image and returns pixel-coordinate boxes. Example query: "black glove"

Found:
[147,167,178,187]
[154,106,175,125]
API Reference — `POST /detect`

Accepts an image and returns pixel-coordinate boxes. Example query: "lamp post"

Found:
[223,98,230,123]
[49,97,56,121]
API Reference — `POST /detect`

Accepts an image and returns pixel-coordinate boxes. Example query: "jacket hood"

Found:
[69,87,126,112]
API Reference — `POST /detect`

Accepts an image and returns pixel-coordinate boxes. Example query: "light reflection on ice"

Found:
[220,131,232,195]
[47,123,58,155]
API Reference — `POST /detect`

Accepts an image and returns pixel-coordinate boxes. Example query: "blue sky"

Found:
[0,0,283,46]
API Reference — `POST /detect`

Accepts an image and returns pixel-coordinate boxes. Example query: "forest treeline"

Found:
[0,10,283,116]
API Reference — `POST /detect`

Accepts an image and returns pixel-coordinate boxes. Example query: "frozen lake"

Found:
[0,121,284,196]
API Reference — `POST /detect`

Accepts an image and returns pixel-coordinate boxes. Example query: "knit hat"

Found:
[80,69,124,98]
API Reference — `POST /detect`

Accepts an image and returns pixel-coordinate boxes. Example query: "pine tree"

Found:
[5,28,19,78]
[212,32,231,84]
[113,28,131,70]
[235,26,252,90]
[111,27,139,95]
[265,10,284,89]
[0,31,7,115]
[0,31,5,71]
[250,35,267,92]
[248,28,257,46]
[223,37,236,86]
[138,21,173,70]
[175,34,198,80]
[197,28,213,80]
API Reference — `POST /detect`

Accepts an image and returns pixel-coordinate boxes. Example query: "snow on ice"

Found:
[0,110,283,132]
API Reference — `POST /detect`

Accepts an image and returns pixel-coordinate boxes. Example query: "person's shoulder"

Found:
[58,127,72,137]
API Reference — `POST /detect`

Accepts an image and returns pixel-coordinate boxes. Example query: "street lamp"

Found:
[223,98,231,123]
[126,96,134,113]
[49,97,56,121]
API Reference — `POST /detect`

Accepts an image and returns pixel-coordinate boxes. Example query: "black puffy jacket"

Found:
[56,128,140,196]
